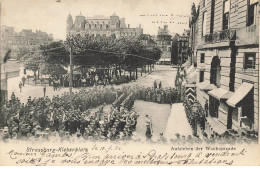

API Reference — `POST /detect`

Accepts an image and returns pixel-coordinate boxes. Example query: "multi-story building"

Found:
[177,29,190,65]
[189,3,200,67]
[171,29,190,66]
[1,25,53,59]
[66,12,143,39]
[194,0,259,136]
[156,25,172,65]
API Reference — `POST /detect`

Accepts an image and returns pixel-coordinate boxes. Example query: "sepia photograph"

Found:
[0,0,259,166]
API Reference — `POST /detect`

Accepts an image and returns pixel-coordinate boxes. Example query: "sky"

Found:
[1,0,200,40]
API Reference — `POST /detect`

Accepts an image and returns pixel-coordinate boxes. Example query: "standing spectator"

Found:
[153,80,157,89]
[43,85,46,97]
[22,76,26,86]
[19,82,22,93]
[204,100,209,117]
[95,74,99,86]
[159,81,162,89]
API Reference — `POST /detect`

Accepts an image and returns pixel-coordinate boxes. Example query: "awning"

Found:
[197,81,217,91]
[226,82,254,107]
[186,71,196,84]
[186,65,194,75]
[189,70,197,79]
[208,88,234,100]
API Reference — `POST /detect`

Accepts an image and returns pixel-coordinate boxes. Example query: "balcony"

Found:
[235,24,259,46]
[204,29,236,44]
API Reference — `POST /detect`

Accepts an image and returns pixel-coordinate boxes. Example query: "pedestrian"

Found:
[204,100,209,117]
[95,74,99,86]
[153,80,157,89]
[159,81,162,89]
[22,76,26,86]
[43,85,46,97]
[19,82,22,93]
[145,114,153,141]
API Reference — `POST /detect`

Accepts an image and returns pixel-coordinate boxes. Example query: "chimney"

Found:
[139,24,141,28]
[128,24,130,28]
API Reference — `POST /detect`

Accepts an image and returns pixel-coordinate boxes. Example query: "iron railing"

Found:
[204,29,236,44]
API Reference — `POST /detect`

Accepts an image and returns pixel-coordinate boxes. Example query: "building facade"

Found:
[177,30,190,65]
[1,25,53,59]
[193,0,259,136]
[156,25,172,64]
[66,12,143,39]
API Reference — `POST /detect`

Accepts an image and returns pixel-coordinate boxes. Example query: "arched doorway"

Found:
[210,56,221,87]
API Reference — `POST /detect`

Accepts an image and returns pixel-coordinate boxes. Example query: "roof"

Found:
[226,82,254,107]
[208,88,234,100]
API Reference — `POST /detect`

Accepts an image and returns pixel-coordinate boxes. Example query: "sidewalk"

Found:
[164,103,193,139]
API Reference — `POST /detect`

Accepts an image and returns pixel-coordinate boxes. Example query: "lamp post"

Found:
[69,41,73,109]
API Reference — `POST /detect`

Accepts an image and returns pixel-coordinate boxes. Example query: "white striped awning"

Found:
[226,82,254,107]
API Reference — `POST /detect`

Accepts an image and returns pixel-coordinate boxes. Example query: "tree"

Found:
[40,41,70,66]
[24,52,44,78]
[189,3,197,28]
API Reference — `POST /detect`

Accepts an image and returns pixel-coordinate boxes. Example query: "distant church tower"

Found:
[74,11,85,30]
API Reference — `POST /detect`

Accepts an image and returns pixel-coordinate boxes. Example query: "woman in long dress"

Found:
[145,115,153,141]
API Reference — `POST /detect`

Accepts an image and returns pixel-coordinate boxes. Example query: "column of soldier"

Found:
[0,85,141,143]
[183,97,258,144]
[136,81,180,104]
[1,84,257,144]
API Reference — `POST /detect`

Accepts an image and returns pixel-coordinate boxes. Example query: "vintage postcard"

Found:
[0,0,259,166]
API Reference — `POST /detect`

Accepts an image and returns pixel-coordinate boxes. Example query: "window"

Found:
[200,53,205,63]
[202,11,207,36]
[106,25,109,29]
[244,53,256,69]
[200,71,204,82]
[247,0,258,26]
[223,0,230,30]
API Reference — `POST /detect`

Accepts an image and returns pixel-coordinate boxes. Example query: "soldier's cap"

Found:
[36,125,41,129]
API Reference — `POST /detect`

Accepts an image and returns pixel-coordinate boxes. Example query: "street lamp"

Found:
[68,39,73,109]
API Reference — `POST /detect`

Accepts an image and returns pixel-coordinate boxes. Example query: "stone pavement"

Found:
[133,100,171,141]
[164,103,193,139]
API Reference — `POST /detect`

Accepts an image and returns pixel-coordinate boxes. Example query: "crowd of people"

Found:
[47,70,138,89]
[136,86,180,104]
[0,85,140,143]
[1,81,258,144]
[183,97,206,136]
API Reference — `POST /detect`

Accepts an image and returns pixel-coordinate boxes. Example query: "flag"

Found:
[3,50,11,63]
